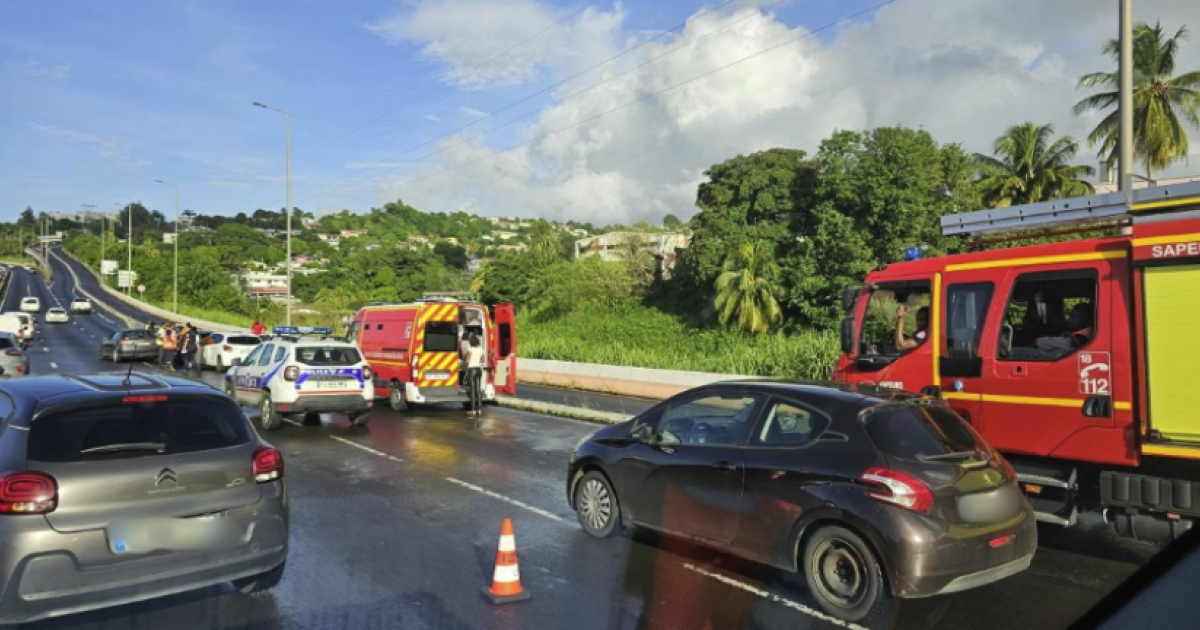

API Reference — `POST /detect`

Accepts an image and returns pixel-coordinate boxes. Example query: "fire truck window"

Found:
[347,321,361,342]
[945,283,994,359]
[860,284,931,356]
[423,321,458,353]
[999,271,1098,361]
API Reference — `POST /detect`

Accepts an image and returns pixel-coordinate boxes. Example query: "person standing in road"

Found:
[251,320,265,336]
[156,321,170,365]
[180,324,200,377]
[464,333,486,417]
[160,324,178,371]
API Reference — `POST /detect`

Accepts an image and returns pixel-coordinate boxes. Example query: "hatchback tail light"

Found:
[283,366,299,381]
[15,365,24,375]
[253,447,284,483]
[861,468,934,514]
[0,472,58,514]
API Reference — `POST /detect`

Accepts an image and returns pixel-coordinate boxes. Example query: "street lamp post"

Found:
[253,101,293,326]
[1118,0,1133,192]
[127,202,133,295]
[155,179,180,314]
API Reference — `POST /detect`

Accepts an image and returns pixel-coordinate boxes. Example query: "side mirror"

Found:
[840,286,859,313]
[631,424,655,443]
[840,316,856,354]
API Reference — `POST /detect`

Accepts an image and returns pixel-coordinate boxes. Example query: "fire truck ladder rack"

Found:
[941,181,1200,237]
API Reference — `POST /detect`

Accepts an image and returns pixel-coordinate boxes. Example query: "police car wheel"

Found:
[260,392,283,431]
[351,412,371,427]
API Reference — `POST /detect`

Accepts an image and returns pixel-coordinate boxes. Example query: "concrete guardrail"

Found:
[518,357,751,400]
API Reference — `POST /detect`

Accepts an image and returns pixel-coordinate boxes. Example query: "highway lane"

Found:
[6,260,1159,630]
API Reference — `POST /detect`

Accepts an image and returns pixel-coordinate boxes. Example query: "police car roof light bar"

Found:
[941,181,1200,237]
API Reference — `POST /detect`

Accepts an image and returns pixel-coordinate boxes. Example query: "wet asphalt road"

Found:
[0,257,1159,630]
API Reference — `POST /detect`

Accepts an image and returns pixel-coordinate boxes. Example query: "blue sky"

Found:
[1,0,1195,223]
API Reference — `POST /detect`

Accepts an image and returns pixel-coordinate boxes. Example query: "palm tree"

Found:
[1074,22,1200,179]
[715,242,782,335]
[974,122,1096,208]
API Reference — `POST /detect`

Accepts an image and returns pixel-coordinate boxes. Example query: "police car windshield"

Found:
[295,346,362,366]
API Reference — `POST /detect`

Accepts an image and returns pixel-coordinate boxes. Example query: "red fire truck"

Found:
[834,181,1200,544]
[350,294,517,412]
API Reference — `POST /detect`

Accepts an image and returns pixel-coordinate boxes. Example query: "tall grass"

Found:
[520,304,840,380]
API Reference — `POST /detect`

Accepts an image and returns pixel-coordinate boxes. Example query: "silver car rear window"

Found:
[28,398,251,462]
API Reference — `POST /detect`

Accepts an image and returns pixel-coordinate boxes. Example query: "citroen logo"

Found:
[155,468,178,486]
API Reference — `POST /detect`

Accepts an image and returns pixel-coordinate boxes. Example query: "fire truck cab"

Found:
[350,294,517,412]
[834,182,1200,544]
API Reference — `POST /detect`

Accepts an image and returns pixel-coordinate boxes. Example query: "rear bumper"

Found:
[0,493,288,624]
[404,382,496,404]
[276,394,372,415]
[882,505,1038,598]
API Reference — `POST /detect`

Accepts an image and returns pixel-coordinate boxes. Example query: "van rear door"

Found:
[492,303,517,395]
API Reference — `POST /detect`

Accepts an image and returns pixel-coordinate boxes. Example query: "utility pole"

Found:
[127,202,133,295]
[1118,0,1133,192]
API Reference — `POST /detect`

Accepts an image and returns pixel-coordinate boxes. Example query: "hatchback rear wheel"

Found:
[802,525,891,622]
[575,471,619,538]
[234,561,285,594]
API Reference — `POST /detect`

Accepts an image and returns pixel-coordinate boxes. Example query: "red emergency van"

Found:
[350,294,517,412]
[833,181,1200,544]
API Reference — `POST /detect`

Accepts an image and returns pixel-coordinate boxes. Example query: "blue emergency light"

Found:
[904,247,922,261]
[272,326,299,335]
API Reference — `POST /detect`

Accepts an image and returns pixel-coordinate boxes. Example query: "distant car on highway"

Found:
[69,297,92,314]
[0,331,29,376]
[23,266,34,274]
[225,335,373,431]
[0,372,288,624]
[201,332,262,371]
[6,312,35,343]
[567,381,1036,622]
[19,297,39,313]
[99,329,158,362]
[45,307,69,324]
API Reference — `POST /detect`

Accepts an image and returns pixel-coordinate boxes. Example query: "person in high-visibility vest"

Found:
[155,322,170,364]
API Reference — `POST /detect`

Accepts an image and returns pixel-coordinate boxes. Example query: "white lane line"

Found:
[42,347,49,353]
[50,362,58,369]
[328,435,404,462]
[284,418,303,427]
[445,476,564,522]
[681,563,869,630]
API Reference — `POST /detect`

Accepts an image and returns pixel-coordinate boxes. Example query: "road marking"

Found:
[284,418,303,427]
[445,476,564,522]
[50,362,58,369]
[329,435,404,462]
[42,348,49,353]
[680,563,869,630]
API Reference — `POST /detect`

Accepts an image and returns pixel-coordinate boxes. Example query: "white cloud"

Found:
[364,0,1200,223]
[367,0,626,89]
[424,114,441,121]
[459,106,487,118]
[18,61,71,81]
[346,161,415,170]
[29,123,151,169]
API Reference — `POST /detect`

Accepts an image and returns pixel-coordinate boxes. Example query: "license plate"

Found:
[313,380,353,389]
[107,516,241,555]
[424,371,450,380]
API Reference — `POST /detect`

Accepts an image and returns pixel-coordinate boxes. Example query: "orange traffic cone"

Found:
[481,517,531,604]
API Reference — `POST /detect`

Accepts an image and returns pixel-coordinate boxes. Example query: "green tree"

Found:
[1075,21,1200,178]
[433,241,468,269]
[479,252,540,305]
[715,242,782,334]
[974,122,1096,208]
[662,213,683,230]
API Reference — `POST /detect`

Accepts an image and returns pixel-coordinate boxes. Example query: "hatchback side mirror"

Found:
[631,424,655,443]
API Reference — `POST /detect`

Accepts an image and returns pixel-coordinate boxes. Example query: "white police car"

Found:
[224,328,373,431]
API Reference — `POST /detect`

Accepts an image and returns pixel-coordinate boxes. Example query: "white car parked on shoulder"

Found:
[224,336,374,431]
[3,312,34,343]
[19,297,39,313]
[201,332,263,371]
[45,307,69,324]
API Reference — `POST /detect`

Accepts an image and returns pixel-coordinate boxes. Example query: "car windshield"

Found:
[861,405,982,460]
[27,398,250,462]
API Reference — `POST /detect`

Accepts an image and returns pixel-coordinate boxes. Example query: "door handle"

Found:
[711,461,738,472]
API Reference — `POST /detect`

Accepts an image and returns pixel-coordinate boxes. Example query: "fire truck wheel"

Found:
[388,383,408,412]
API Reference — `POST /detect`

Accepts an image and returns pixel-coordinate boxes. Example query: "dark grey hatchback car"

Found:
[0,373,288,624]
[567,381,1036,622]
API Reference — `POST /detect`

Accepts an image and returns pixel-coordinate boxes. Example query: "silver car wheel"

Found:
[579,478,612,532]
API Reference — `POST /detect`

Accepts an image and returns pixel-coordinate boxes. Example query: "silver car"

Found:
[0,372,288,624]
[100,329,158,362]
[0,332,29,376]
